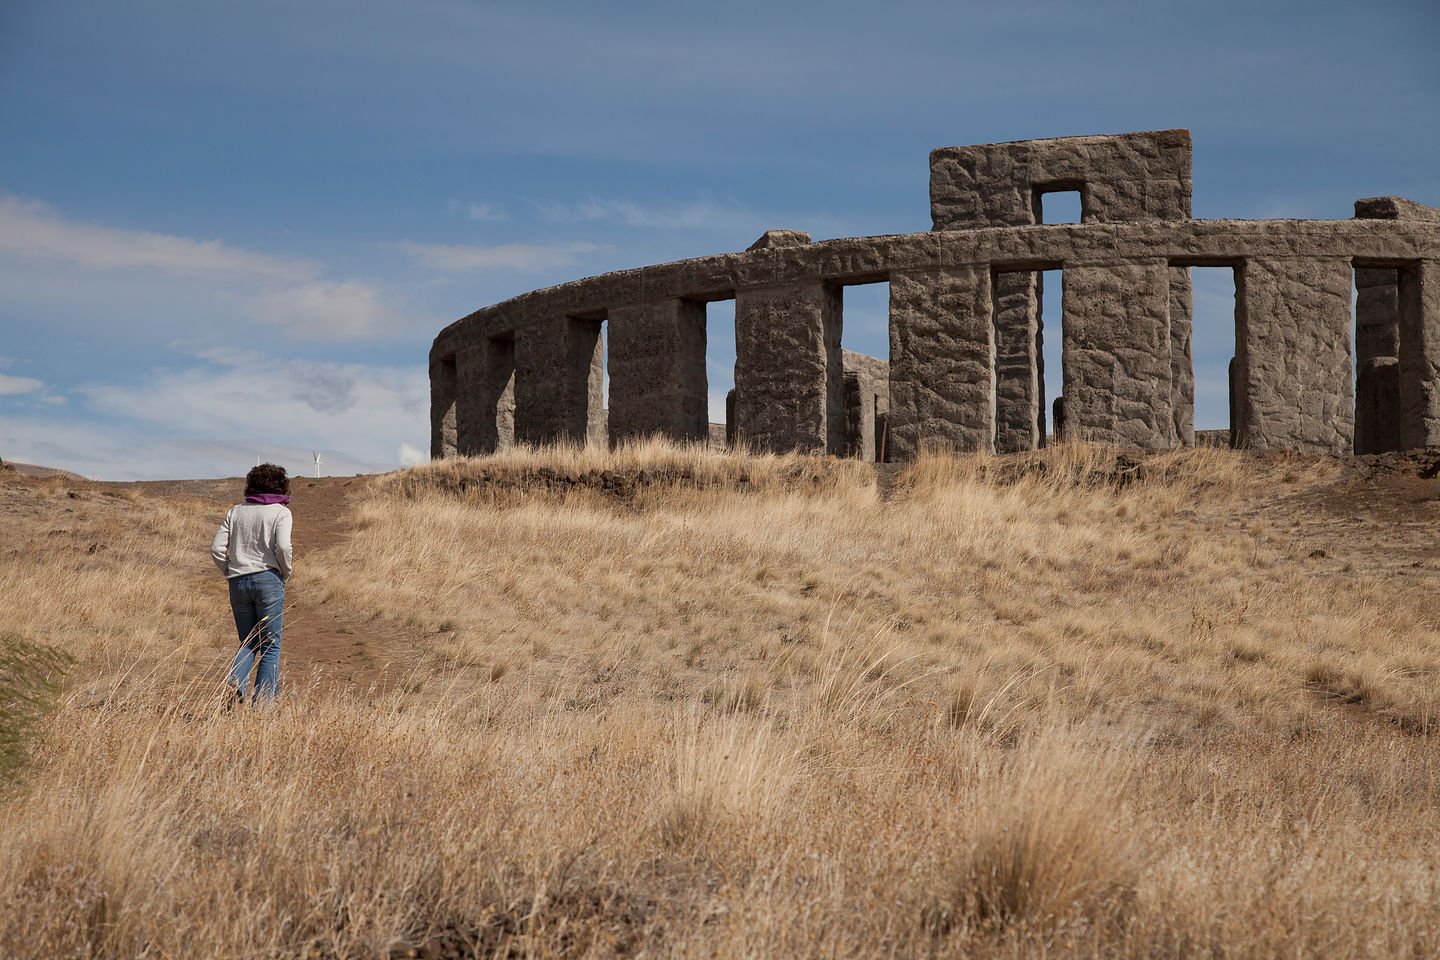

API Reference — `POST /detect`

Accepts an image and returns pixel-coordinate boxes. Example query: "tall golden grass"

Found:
[2,443,1439,958]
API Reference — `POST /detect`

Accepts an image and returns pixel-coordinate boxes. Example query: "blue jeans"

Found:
[227,570,285,701]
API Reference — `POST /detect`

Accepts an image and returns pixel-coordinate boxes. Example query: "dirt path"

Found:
[133,475,418,696]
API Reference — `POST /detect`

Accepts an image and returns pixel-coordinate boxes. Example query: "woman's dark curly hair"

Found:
[244,463,290,497]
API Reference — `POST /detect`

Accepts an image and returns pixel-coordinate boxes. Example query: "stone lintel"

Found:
[747,230,813,251]
[1061,260,1175,448]
[930,130,1192,231]
[608,298,708,445]
[733,283,842,454]
[1354,197,1440,222]
[1235,257,1354,454]
[888,266,994,458]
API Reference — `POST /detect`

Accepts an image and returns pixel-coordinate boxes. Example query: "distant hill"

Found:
[1,461,89,481]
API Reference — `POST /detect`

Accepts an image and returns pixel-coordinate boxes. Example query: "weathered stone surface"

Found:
[842,349,889,461]
[1398,260,1440,449]
[433,219,1440,362]
[889,266,994,458]
[433,135,1440,461]
[1356,357,1401,454]
[733,282,842,454]
[725,389,736,447]
[992,270,1043,452]
[1168,266,1195,446]
[1354,197,1440,222]
[747,230,813,251]
[514,316,603,446]
[455,336,515,455]
[1235,257,1353,454]
[608,298,708,444]
[1355,267,1401,362]
[1061,260,1174,446]
[430,352,457,459]
[930,130,1192,230]
[1354,267,1401,453]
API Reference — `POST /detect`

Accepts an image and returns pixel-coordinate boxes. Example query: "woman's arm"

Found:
[274,509,293,582]
[210,510,232,575]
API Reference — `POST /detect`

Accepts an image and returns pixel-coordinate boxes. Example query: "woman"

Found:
[211,463,293,704]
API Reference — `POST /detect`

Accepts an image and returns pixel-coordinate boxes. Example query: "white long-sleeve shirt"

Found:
[211,503,293,581]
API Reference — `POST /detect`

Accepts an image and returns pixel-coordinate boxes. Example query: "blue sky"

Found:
[1,0,1436,479]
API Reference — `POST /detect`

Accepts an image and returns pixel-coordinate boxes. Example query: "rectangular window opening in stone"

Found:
[1354,265,1401,454]
[837,280,890,461]
[992,269,1045,452]
[1037,189,1082,225]
[1186,267,1239,448]
[1040,268,1062,441]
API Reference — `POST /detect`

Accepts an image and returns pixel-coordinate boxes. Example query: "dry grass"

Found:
[2,442,1439,958]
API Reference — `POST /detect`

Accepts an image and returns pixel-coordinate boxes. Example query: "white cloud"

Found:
[0,413,393,482]
[0,196,314,281]
[250,280,428,340]
[0,373,45,395]
[398,441,426,466]
[28,348,434,479]
[536,197,745,229]
[396,239,605,273]
[447,199,510,222]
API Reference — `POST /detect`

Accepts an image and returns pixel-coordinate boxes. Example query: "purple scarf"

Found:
[245,494,291,505]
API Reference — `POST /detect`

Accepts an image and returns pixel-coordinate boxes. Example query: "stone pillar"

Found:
[1354,267,1401,454]
[725,389,737,447]
[1169,266,1195,446]
[888,265,994,459]
[1060,260,1175,448]
[1356,268,1401,362]
[1356,358,1401,454]
[429,351,457,459]
[608,298,708,445]
[733,282,842,454]
[841,350,888,461]
[1398,260,1440,450]
[514,316,604,446]
[1227,358,1238,448]
[1234,257,1353,454]
[455,336,515,455]
[843,373,873,460]
[992,271,1042,453]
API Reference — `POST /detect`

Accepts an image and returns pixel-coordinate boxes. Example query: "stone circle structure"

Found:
[430,130,1440,460]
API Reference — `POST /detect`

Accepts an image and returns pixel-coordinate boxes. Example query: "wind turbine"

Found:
[312,450,323,478]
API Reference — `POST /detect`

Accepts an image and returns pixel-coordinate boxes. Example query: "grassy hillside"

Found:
[2,443,1438,958]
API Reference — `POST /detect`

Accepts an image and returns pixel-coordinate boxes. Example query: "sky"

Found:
[1,0,1437,480]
